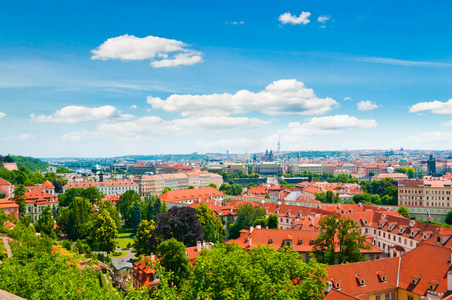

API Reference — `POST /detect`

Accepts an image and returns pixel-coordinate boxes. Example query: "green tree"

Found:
[325,190,334,203]
[66,196,93,240]
[203,220,220,243]
[157,238,192,288]
[13,184,27,217]
[58,188,84,207]
[313,214,370,264]
[116,190,140,228]
[82,186,103,205]
[267,214,279,229]
[195,203,224,243]
[189,243,327,300]
[398,206,410,219]
[445,211,452,225]
[208,183,217,189]
[91,209,117,254]
[161,187,174,195]
[407,167,415,179]
[133,219,157,256]
[418,172,424,179]
[188,185,195,189]
[34,206,55,236]
[131,200,142,233]
[229,202,266,239]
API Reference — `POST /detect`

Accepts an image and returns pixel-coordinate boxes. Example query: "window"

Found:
[391,293,395,300]
[385,293,390,300]
[376,296,381,300]
[407,296,413,300]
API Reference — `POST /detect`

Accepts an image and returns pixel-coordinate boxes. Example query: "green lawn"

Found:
[116,228,134,249]
[116,238,133,249]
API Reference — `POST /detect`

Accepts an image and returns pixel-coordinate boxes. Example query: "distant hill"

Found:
[10,155,49,172]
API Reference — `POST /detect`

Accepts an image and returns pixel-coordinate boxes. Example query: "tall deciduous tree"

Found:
[92,209,117,254]
[134,219,157,255]
[131,200,142,233]
[157,238,192,288]
[203,220,220,243]
[195,203,224,243]
[116,190,140,228]
[82,186,103,205]
[313,214,370,264]
[13,184,27,217]
[66,196,93,240]
[150,206,203,249]
[267,214,279,229]
[229,202,266,239]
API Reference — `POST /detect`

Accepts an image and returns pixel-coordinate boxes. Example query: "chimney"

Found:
[197,241,202,252]
[202,240,206,248]
[256,225,261,230]
[250,226,254,233]
[249,238,252,247]
[312,217,315,226]
[409,220,415,227]
[151,253,155,261]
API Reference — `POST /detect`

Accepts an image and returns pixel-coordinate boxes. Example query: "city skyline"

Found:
[1,0,452,157]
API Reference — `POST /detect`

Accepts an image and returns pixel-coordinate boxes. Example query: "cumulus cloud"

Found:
[147,79,338,117]
[278,12,311,25]
[357,100,378,111]
[30,105,134,123]
[91,34,203,68]
[344,97,353,101]
[0,112,5,119]
[409,99,452,114]
[130,104,137,109]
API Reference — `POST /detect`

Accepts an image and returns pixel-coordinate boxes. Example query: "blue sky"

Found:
[1,0,452,157]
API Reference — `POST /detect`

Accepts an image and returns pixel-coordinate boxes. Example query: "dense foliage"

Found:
[229,202,266,239]
[313,214,370,264]
[0,223,121,300]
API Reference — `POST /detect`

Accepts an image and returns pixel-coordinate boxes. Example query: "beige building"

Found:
[398,178,452,222]
[134,172,223,196]
[291,164,322,174]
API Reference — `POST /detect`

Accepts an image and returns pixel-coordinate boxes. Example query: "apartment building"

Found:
[291,164,322,174]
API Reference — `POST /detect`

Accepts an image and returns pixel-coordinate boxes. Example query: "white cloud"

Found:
[352,56,452,68]
[404,131,452,146]
[30,105,134,123]
[62,116,269,141]
[130,105,137,109]
[278,12,311,25]
[276,115,377,137]
[344,97,353,101]
[317,15,331,24]
[0,134,34,142]
[442,120,452,127]
[409,99,452,114]
[357,100,378,111]
[147,79,338,117]
[0,112,5,119]
[151,52,203,68]
[91,34,203,68]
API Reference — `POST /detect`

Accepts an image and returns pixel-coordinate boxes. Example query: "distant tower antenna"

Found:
[277,137,281,153]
